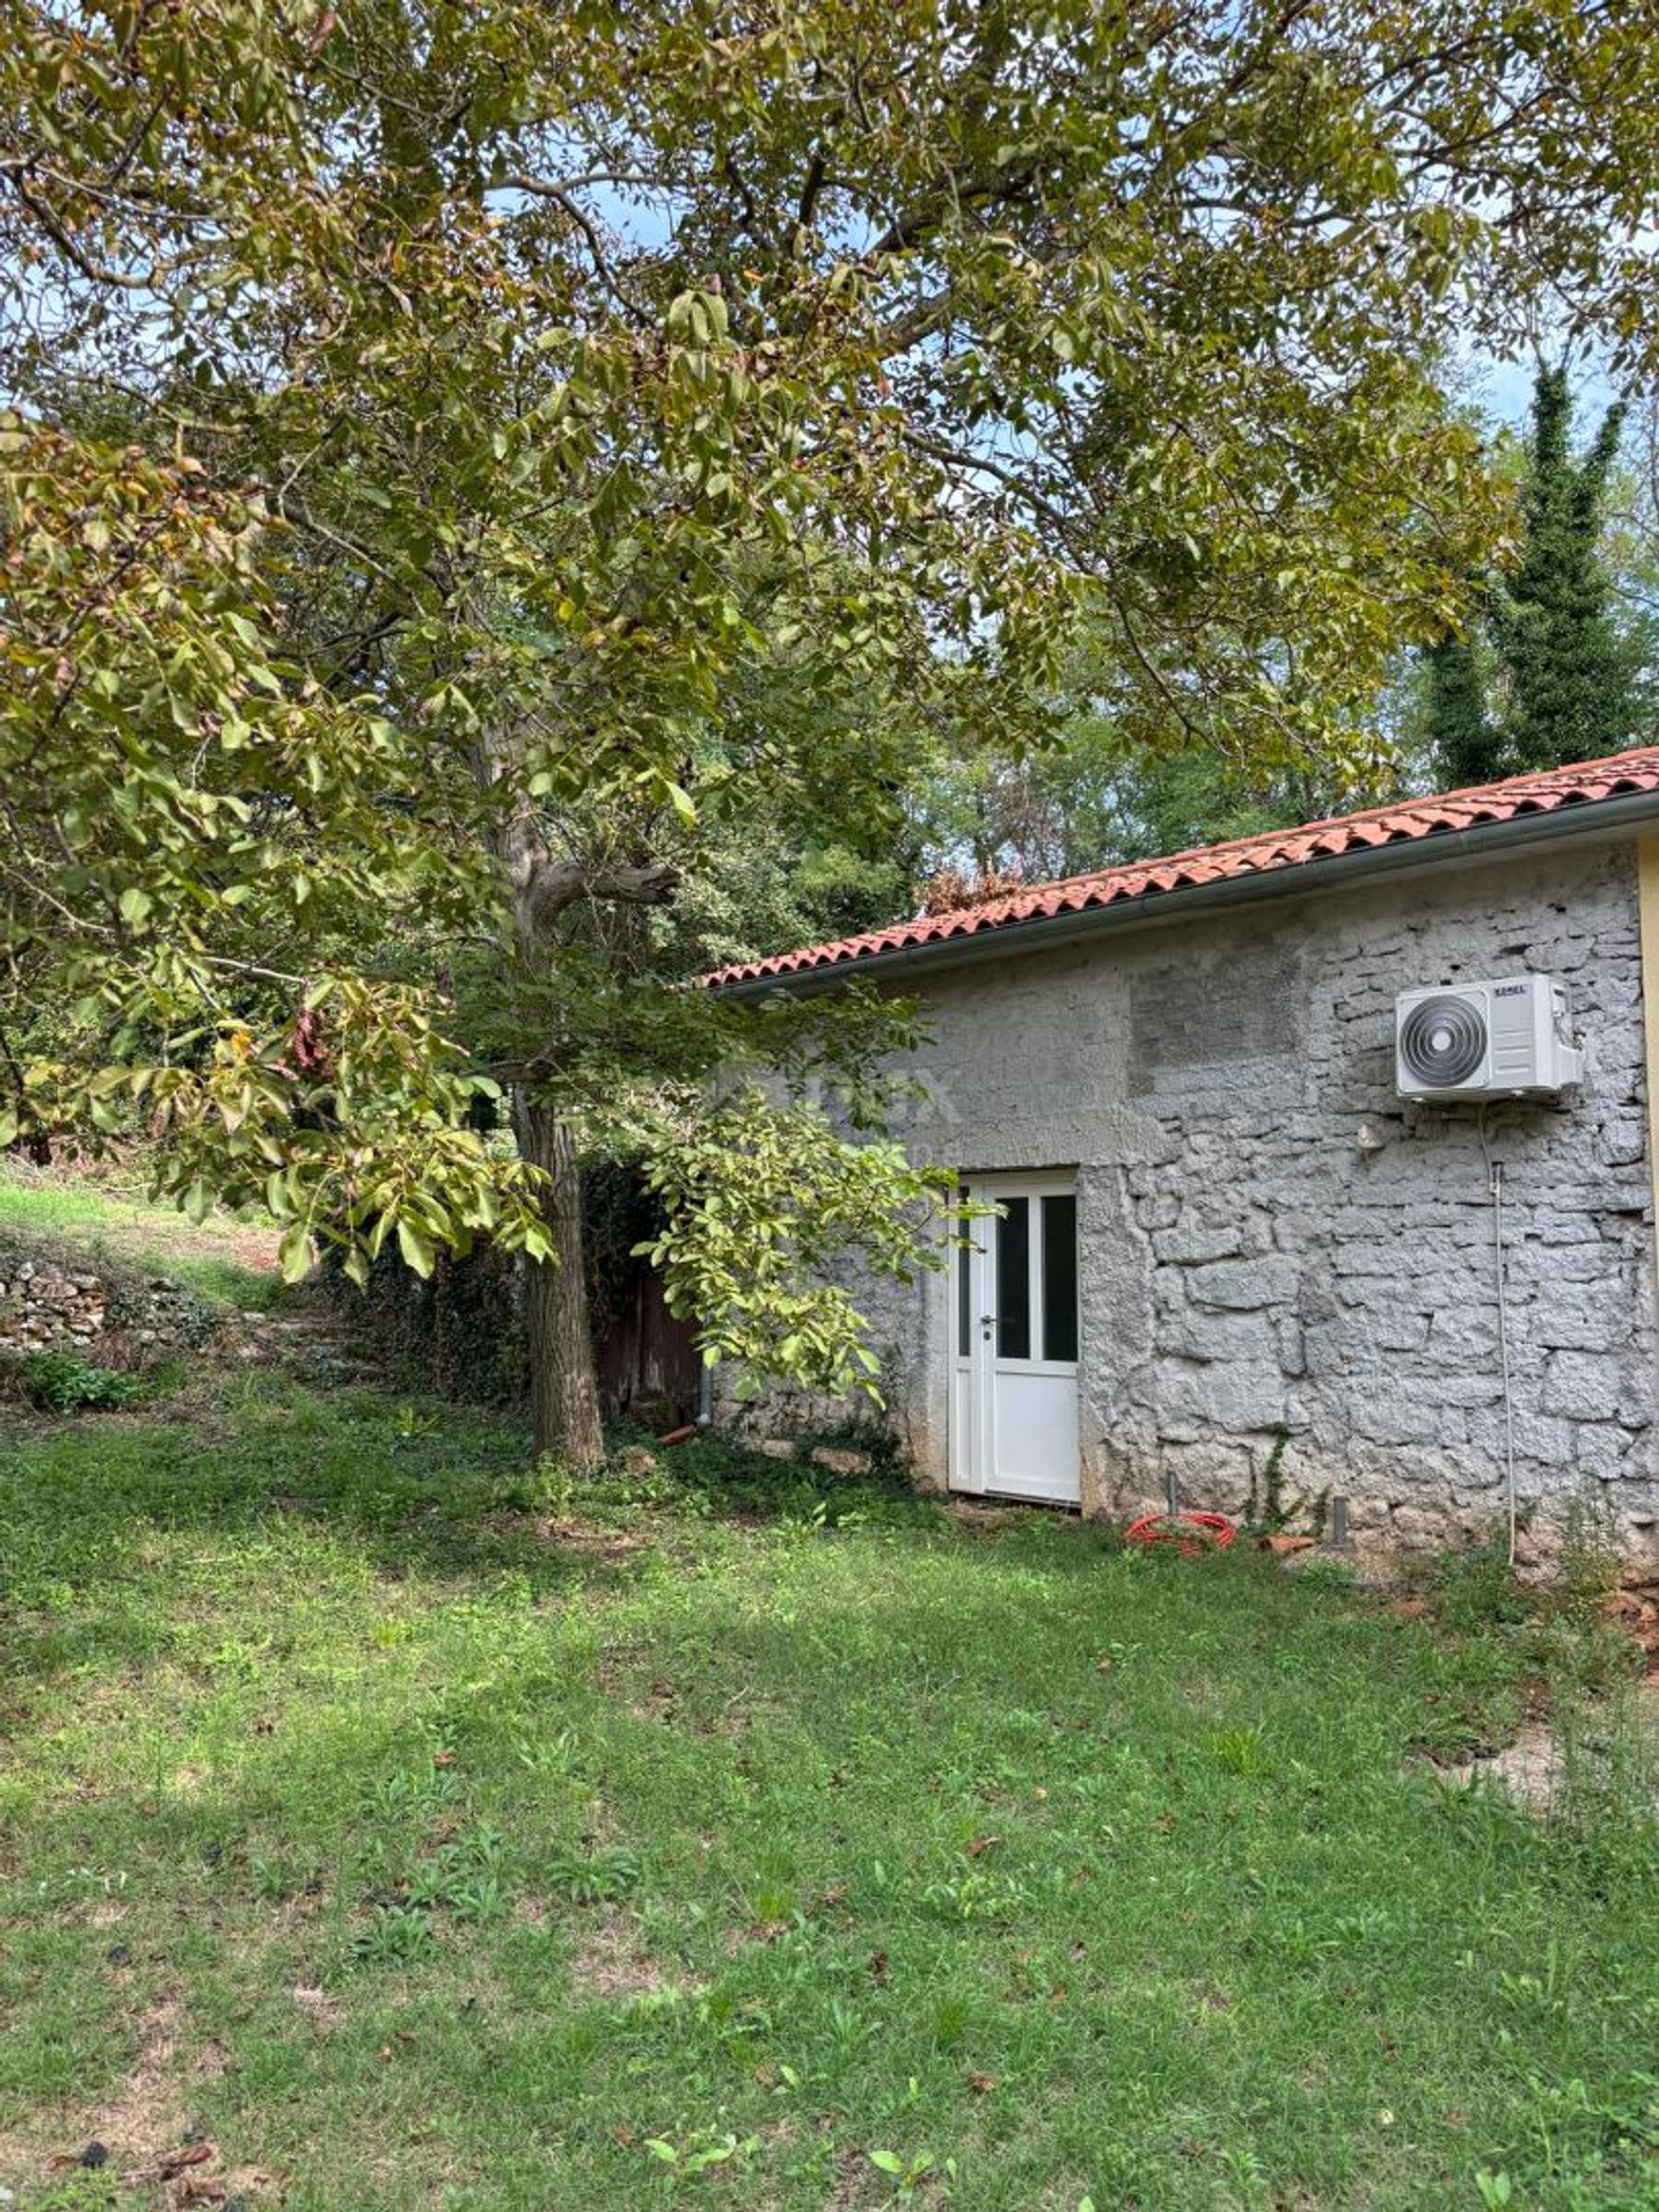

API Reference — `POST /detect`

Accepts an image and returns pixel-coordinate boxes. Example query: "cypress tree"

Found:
[1497,365,1641,770]
[1425,628,1501,788]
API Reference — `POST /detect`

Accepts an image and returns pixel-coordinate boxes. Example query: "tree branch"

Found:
[487,174,649,323]
[516,855,680,938]
[3,168,158,289]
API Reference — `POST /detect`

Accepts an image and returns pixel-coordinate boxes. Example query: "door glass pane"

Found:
[996,1198,1031,1359]
[1041,1193,1078,1363]
[957,1207,971,1357]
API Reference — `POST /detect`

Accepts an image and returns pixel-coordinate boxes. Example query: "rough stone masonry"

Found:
[726,832,1659,1567]
[0,1244,216,1360]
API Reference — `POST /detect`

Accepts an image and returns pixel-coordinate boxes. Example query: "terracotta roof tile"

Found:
[707,745,1659,987]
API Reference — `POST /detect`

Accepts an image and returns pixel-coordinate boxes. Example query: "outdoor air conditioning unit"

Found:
[1395,974,1583,1103]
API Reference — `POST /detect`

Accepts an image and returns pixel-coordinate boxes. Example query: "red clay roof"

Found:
[709,744,1659,988]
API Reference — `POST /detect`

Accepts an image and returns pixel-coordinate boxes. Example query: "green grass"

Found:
[0,1167,281,1309]
[0,1165,1654,2209]
[0,1163,1653,2210]
[3,1380,1656,2210]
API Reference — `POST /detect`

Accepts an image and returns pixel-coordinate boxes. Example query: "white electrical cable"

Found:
[1477,1106,1519,1567]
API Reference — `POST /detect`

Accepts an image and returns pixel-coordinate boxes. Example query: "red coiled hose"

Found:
[1122,1511,1237,1556]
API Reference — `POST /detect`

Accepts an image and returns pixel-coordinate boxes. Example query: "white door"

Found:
[950,1174,1080,1505]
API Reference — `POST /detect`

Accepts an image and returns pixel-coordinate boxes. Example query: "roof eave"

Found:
[710,787,1659,1001]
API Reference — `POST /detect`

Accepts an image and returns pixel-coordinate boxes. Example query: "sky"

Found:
[1474,352,1621,433]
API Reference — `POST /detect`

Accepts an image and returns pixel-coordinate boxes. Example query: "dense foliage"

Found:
[1500,370,1650,773]
[905,644,1384,885]
[1423,368,1654,789]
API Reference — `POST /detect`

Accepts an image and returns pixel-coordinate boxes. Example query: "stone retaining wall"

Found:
[0,1247,216,1359]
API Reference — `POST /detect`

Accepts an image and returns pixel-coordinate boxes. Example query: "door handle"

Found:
[980,1313,995,1338]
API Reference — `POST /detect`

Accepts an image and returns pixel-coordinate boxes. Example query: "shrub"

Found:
[5,1349,145,1413]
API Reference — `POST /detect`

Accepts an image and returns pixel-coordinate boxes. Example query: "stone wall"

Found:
[0,1246,216,1360]
[724,832,1659,1567]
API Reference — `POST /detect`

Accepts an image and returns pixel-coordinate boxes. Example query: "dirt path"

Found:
[228,1303,385,1386]
[1440,1679,1659,1818]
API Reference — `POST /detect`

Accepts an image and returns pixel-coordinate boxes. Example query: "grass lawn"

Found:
[2,1224,1657,2208]
[0,1168,282,1312]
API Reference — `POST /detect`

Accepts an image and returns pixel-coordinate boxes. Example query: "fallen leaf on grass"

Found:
[967,2073,995,2094]
[963,1836,1001,1858]
[160,2145,214,2179]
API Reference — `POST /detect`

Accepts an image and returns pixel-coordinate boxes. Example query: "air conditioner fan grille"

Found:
[1401,994,1487,1087]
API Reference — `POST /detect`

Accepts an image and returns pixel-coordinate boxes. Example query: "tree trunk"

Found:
[516,1094,606,1469]
[480,702,671,1474]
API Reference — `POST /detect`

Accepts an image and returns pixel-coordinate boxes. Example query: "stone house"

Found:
[709,746,1659,1565]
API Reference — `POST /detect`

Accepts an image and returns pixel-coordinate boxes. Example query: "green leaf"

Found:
[396,1218,437,1276]
[278,1224,312,1283]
